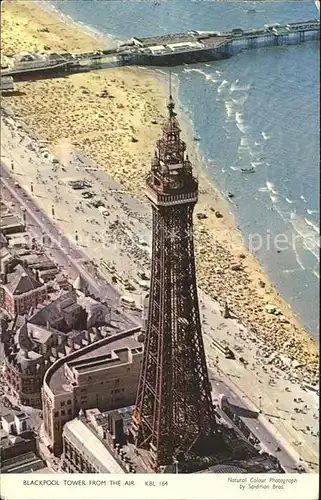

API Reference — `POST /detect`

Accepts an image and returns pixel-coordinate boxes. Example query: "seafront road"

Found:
[1,161,140,330]
[210,374,299,472]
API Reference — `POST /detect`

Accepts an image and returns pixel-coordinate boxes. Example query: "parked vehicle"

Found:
[119,296,136,308]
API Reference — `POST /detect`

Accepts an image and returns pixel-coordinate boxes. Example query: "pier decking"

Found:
[1,19,319,80]
[123,19,320,65]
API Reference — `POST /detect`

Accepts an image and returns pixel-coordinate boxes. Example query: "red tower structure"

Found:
[131,95,222,471]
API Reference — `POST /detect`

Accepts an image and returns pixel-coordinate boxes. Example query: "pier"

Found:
[1,19,319,80]
[117,19,320,66]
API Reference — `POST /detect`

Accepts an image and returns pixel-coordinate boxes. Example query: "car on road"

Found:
[92,200,105,208]
[294,464,306,473]
[49,154,59,164]
[98,205,109,216]
[119,296,136,308]
[81,191,93,199]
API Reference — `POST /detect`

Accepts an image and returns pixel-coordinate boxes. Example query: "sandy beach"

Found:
[1,0,318,385]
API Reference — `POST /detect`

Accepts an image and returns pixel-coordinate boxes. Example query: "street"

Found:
[210,374,300,472]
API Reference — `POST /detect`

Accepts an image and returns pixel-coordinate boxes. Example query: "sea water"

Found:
[48,0,320,339]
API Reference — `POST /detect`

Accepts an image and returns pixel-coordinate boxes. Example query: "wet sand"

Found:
[1,0,318,382]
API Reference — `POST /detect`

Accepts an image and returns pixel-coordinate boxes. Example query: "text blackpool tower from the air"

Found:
[131,93,224,472]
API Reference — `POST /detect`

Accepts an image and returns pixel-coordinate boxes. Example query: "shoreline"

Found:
[152,70,316,342]
[36,0,120,48]
[1,0,318,381]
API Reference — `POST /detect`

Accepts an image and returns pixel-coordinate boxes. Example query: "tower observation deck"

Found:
[131,96,224,471]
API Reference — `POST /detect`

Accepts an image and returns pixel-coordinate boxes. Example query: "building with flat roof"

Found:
[0,76,15,92]
[132,32,197,48]
[0,412,45,473]
[42,327,142,455]
[0,213,25,236]
[61,416,125,473]
[1,451,45,473]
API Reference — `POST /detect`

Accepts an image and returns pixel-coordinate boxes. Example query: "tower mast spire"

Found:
[131,95,221,472]
[168,71,176,117]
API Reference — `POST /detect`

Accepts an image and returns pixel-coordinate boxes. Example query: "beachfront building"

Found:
[41,328,143,455]
[0,212,25,236]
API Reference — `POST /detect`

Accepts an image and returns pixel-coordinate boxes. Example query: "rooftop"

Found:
[94,405,135,434]
[1,451,45,474]
[0,213,24,232]
[2,414,15,424]
[133,32,197,47]
[63,418,125,473]
[45,328,142,395]
[4,264,43,295]
[73,274,87,291]
[31,466,54,474]
[27,290,77,326]
[20,252,51,266]
[28,324,54,344]
[1,433,24,449]
[200,35,228,46]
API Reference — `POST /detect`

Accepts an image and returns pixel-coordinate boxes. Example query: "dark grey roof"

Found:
[1,414,15,424]
[0,232,8,247]
[6,264,41,295]
[16,412,27,420]
[1,451,45,474]
[9,435,24,444]
[206,464,248,473]
[28,290,77,326]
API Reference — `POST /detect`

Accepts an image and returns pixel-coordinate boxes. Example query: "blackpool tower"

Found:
[131,95,223,471]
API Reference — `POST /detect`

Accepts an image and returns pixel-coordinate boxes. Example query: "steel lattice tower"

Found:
[131,95,220,471]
